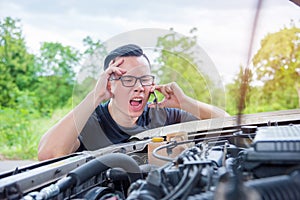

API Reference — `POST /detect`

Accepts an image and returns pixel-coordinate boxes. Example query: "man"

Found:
[38,44,229,161]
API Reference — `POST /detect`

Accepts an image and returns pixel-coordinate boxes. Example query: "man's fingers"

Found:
[110,58,124,67]
[165,85,174,94]
[115,68,127,76]
[106,58,126,78]
[154,85,171,99]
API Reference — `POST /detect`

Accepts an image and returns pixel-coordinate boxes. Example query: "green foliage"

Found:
[0,17,37,107]
[83,36,107,56]
[0,17,79,116]
[0,107,39,159]
[252,24,300,110]
[0,18,106,159]
[34,42,80,115]
[226,24,300,115]
[154,28,222,106]
[0,17,111,159]
[0,106,71,160]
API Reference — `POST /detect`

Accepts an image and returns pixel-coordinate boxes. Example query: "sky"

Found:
[0,0,299,84]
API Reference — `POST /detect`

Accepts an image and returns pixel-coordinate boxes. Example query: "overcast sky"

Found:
[0,0,299,83]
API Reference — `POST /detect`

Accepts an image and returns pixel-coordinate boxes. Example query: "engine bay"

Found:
[0,110,300,200]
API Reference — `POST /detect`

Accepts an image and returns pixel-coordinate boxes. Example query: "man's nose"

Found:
[133,79,145,91]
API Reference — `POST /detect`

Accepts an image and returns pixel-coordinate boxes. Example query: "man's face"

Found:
[109,56,154,118]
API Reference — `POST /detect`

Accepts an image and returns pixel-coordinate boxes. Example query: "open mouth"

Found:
[129,97,144,111]
[130,98,143,106]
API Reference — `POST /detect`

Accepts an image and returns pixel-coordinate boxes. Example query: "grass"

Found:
[0,107,71,160]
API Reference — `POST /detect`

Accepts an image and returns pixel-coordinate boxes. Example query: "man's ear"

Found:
[107,81,115,98]
[107,81,112,92]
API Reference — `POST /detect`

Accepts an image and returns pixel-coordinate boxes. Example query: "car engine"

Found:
[0,111,300,200]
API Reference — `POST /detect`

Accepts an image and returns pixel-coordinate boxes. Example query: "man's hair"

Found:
[103,44,151,70]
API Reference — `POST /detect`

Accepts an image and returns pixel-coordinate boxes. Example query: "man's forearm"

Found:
[38,91,101,160]
[180,96,229,119]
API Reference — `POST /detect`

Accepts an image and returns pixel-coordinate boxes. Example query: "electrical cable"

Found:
[161,166,191,200]
[173,165,201,200]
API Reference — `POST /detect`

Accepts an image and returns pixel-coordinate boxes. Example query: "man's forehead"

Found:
[118,56,150,71]
[120,56,149,65]
[122,65,151,75]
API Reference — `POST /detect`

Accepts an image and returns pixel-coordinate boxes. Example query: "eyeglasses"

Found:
[110,75,155,87]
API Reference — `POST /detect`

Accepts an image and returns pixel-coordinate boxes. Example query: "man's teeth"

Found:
[132,98,142,101]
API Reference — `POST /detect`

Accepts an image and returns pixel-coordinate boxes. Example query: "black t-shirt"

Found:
[77,101,198,151]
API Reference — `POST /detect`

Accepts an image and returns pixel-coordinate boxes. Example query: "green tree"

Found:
[252,24,300,110]
[82,36,106,55]
[34,42,81,114]
[0,17,41,159]
[0,18,107,159]
[0,17,37,108]
[154,28,224,107]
